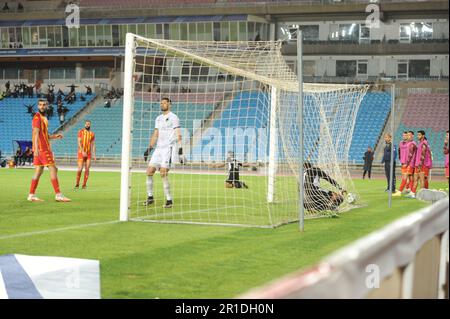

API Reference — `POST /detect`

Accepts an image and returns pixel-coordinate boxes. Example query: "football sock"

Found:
[146,175,153,197]
[51,178,61,194]
[76,171,82,186]
[83,169,89,187]
[162,176,172,201]
[29,178,39,195]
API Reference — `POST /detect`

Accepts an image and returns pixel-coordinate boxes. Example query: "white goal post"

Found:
[120,33,369,228]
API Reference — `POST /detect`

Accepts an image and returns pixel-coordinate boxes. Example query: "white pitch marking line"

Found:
[136,205,245,219]
[0,220,119,241]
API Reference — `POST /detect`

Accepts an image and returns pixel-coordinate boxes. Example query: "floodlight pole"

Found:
[297,29,305,232]
[119,33,135,222]
[388,83,396,208]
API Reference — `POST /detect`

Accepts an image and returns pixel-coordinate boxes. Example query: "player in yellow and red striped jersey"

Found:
[28,99,71,202]
[75,120,96,189]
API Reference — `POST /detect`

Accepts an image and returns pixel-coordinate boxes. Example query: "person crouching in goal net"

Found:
[302,162,347,213]
[212,151,250,189]
[143,98,183,208]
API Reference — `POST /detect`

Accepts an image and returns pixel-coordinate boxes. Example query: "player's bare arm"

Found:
[92,141,97,161]
[49,133,63,140]
[32,127,40,157]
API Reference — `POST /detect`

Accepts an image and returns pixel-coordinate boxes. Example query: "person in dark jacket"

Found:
[381,134,400,194]
[363,146,374,179]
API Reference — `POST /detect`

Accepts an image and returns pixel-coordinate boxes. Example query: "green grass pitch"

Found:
[0,168,445,298]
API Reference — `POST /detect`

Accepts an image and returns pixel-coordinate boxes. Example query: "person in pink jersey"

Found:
[407,130,433,199]
[444,130,449,183]
[406,131,418,191]
[395,131,411,195]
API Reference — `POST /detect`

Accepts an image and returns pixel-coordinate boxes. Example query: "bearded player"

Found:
[75,120,96,189]
[143,97,183,208]
[394,131,417,196]
[27,99,71,202]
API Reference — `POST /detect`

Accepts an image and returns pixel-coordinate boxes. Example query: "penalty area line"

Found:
[0,220,120,241]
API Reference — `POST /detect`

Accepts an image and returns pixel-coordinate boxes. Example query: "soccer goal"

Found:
[120,33,369,228]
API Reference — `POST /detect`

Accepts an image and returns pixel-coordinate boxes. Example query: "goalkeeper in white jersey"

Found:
[143,97,183,208]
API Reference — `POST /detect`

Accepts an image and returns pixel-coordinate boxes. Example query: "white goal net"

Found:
[120,33,369,228]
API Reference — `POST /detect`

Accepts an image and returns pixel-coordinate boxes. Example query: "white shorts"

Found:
[148,146,178,169]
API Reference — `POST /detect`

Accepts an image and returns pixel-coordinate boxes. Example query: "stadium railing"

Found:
[240,198,449,298]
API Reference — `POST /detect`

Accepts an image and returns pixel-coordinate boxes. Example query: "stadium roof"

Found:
[0,15,249,27]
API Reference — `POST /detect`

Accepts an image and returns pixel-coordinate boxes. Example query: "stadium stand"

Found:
[394,93,449,164]
[51,93,220,158]
[349,92,392,164]
[0,93,96,154]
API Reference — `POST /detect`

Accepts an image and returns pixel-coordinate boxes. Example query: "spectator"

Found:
[27,84,34,98]
[14,148,22,166]
[35,80,42,98]
[67,84,77,94]
[17,2,23,11]
[47,103,54,119]
[2,2,9,11]
[85,85,92,95]
[104,99,111,108]
[362,146,374,179]
[25,103,35,115]
[21,147,33,166]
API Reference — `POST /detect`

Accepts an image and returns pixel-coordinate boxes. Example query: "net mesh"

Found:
[124,36,369,227]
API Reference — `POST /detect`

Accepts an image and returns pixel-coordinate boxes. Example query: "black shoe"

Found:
[163,200,173,208]
[143,196,154,206]
[74,185,79,190]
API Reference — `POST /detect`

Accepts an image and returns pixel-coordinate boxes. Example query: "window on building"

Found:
[336,60,357,77]
[238,22,247,41]
[163,24,170,40]
[62,26,69,47]
[54,26,62,47]
[79,26,87,47]
[111,25,119,46]
[409,59,430,78]
[47,26,55,47]
[15,27,22,46]
[104,25,112,46]
[39,26,47,47]
[300,25,319,41]
[220,22,230,41]
[360,24,370,44]
[338,24,359,41]
[303,60,316,77]
[96,25,104,46]
[155,24,163,39]
[69,28,78,47]
[31,27,38,46]
[397,60,408,78]
[188,23,197,41]
[22,27,30,47]
[0,28,8,48]
[170,24,180,40]
[137,24,146,37]
[180,23,188,41]
[87,25,95,46]
[357,60,368,76]
[229,22,238,41]
[146,24,155,40]
[213,22,220,41]
[400,22,433,42]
